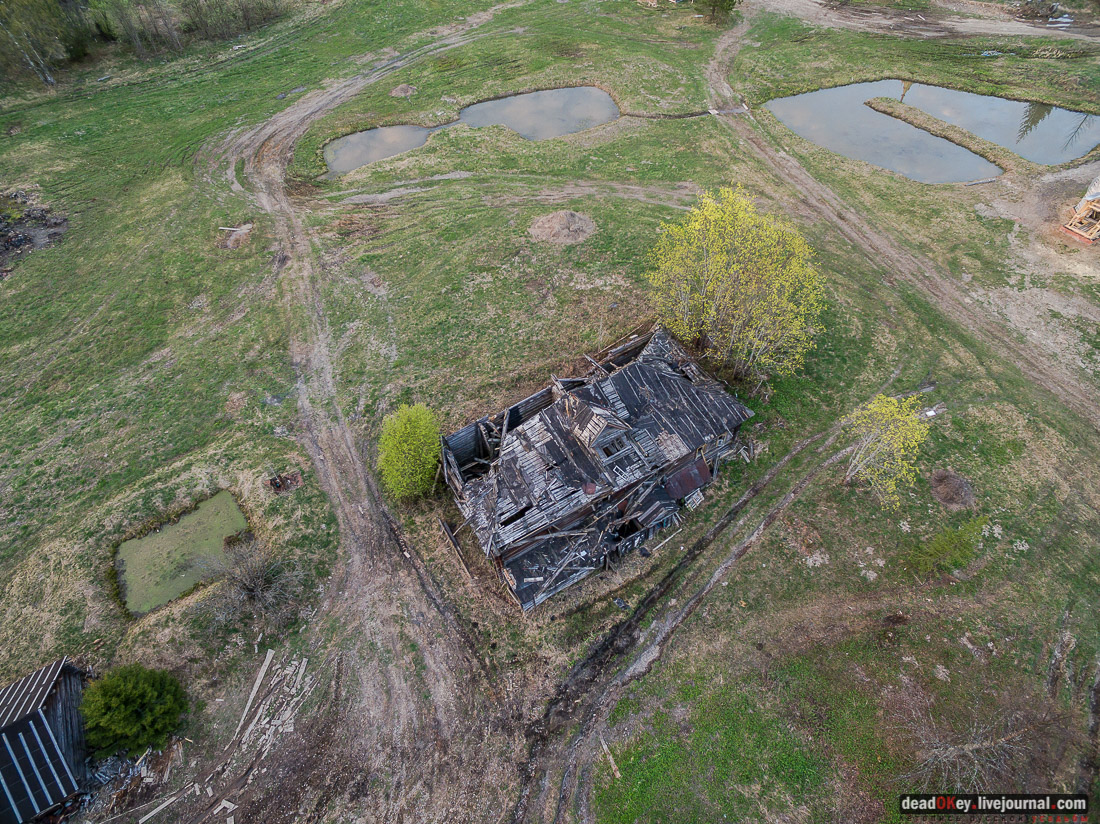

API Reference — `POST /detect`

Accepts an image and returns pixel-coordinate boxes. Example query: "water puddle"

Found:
[896,84,1100,165]
[324,86,619,174]
[766,80,1001,184]
[767,81,1099,183]
[116,490,248,615]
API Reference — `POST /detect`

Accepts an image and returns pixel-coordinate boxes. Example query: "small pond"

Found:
[324,86,620,174]
[116,490,248,615]
[766,81,1100,183]
[766,80,1001,184]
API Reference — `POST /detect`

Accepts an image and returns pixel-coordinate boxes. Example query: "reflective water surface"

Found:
[767,81,1099,182]
[324,87,619,174]
[458,87,619,140]
[766,80,1002,184]
[324,125,434,174]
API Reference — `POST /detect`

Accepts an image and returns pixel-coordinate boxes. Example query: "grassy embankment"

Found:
[587,17,1100,823]
[1,0,1099,817]
[0,0,514,699]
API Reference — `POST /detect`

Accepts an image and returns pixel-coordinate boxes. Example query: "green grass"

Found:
[2,0,1100,815]
[596,683,830,823]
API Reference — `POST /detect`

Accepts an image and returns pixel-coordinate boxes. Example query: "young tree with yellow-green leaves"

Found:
[378,403,441,501]
[647,186,824,382]
[843,394,931,510]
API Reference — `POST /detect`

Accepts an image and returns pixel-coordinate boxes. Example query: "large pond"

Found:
[766,80,1100,183]
[116,490,248,615]
[324,86,620,174]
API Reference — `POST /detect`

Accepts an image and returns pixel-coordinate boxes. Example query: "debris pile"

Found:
[266,469,303,494]
[929,468,976,510]
[528,210,596,245]
[1062,173,1100,244]
[1,189,66,273]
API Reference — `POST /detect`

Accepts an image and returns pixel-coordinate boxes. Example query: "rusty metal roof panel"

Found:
[665,456,712,500]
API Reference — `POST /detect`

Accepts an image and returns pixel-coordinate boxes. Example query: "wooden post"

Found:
[438,517,472,579]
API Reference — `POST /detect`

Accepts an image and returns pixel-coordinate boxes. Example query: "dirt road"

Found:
[186,7,530,822]
[764,0,1100,40]
[175,0,1099,820]
[705,11,1100,434]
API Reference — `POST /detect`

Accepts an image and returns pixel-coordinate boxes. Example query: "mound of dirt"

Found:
[389,84,417,98]
[528,210,596,245]
[930,468,976,510]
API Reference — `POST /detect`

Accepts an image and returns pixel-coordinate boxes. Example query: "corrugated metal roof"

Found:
[0,711,79,824]
[0,661,66,729]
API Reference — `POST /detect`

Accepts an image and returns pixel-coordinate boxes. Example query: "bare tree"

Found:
[898,692,1078,792]
[201,534,302,629]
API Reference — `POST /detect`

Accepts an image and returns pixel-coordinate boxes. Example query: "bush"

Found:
[81,664,187,756]
[906,516,988,577]
[201,532,302,629]
[378,403,441,501]
[647,185,824,382]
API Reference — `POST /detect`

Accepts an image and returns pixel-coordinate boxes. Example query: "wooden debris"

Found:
[136,792,182,824]
[600,736,621,779]
[438,517,473,578]
[233,649,275,741]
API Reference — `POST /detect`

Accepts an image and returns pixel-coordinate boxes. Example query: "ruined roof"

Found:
[0,660,67,729]
[447,329,752,561]
[0,660,81,824]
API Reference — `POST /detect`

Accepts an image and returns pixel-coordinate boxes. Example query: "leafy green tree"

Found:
[378,403,441,501]
[81,664,187,756]
[843,394,931,510]
[647,185,824,382]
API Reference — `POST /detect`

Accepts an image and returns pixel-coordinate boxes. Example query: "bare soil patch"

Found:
[389,83,417,98]
[0,189,66,273]
[930,467,977,510]
[219,222,253,249]
[528,209,596,244]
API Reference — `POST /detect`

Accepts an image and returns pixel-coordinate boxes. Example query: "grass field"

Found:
[1,0,1099,818]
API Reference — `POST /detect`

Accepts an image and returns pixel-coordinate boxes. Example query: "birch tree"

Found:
[0,0,67,85]
[843,394,929,509]
[647,186,824,382]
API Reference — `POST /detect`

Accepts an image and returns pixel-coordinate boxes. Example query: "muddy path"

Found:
[765,0,1100,40]
[176,0,1100,820]
[187,5,530,823]
[512,10,1100,820]
[706,13,1100,435]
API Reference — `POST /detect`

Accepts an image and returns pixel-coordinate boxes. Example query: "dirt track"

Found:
[177,0,1100,821]
[706,10,1100,434]
[187,6,530,822]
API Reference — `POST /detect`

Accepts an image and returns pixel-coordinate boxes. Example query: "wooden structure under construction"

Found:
[1062,174,1100,244]
[0,659,86,824]
[440,328,752,612]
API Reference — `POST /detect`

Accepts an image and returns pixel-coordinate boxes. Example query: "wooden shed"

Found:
[0,659,86,824]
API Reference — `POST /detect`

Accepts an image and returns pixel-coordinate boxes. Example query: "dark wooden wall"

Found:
[40,667,86,784]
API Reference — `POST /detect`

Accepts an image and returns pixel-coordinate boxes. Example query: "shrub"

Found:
[81,664,187,756]
[843,394,930,510]
[378,403,441,501]
[906,516,988,577]
[202,532,302,629]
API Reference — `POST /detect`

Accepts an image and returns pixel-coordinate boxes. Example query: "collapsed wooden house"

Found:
[0,659,86,824]
[441,329,753,611]
[1062,173,1100,244]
